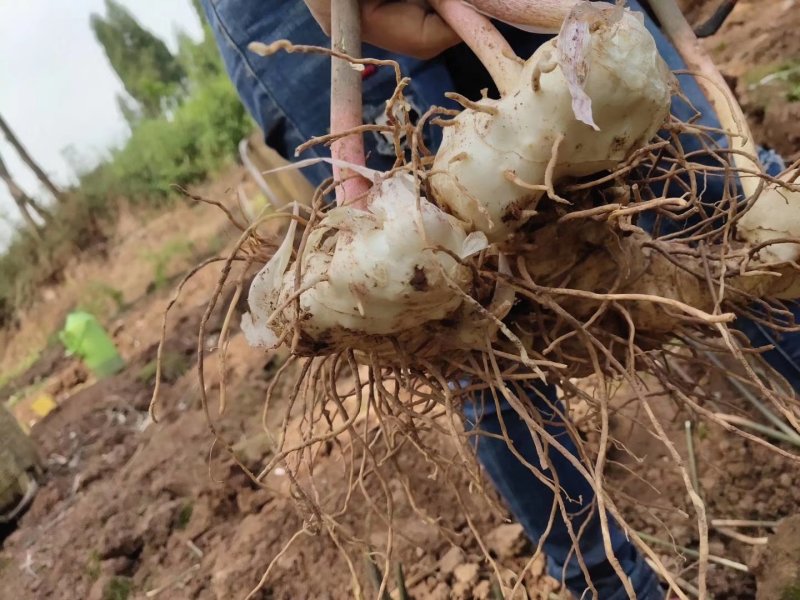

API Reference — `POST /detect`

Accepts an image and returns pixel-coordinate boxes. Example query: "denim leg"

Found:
[463,384,662,599]
[734,304,800,392]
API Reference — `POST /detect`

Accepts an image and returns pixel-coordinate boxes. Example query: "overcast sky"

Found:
[0,0,204,247]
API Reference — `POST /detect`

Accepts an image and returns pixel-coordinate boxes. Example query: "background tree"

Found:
[177,0,222,84]
[116,95,142,128]
[190,0,208,33]
[90,0,186,118]
[0,114,63,203]
[0,153,49,239]
[176,30,221,85]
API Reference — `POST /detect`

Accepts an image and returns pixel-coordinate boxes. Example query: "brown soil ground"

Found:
[2,3,800,599]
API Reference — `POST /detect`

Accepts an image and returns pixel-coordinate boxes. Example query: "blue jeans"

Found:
[202,1,797,597]
[461,383,661,599]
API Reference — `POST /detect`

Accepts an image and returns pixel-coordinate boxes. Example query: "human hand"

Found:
[304,0,461,59]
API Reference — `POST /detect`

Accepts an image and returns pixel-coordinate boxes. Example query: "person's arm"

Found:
[303,0,461,58]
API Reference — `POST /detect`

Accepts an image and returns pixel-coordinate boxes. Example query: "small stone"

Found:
[528,553,546,578]
[369,530,386,549]
[453,563,479,586]
[500,567,519,588]
[401,518,440,548]
[473,580,492,600]
[541,575,563,597]
[101,557,133,576]
[409,582,429,599]
[700,473,719,492]
[729,462,749,477]
[754,515,800,600]
[183,500,213,539]
[438,546,466,575]
[779,473,793,487]
[452,581,471,600]
[275,548,298,570]
[709,540,726,557]
[87,576,111,600]
[236,487,271,514]
[669,524,691,543]
[486,523,526,559]
[99,521,142,560]
[427,582,451,600]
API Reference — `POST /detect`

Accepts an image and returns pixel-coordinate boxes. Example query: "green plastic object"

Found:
[59,311,125,378]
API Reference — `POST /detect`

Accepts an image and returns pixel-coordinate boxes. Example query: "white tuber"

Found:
[737,184,800,264]
[243,173,485,353]
[430,4,673,241]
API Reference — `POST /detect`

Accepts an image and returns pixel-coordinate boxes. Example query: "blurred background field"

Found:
[1,1,800,599]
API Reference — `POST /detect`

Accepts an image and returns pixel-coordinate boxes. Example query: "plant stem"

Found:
[395,563,408,600]
[684,420,703,502]
[330,0,371,208]
[703,350,800,443]
[364,553,391,600]
[711,519,779,528]
[645,559,701,598]
[714,413,800,448]
[636,531,749,572]
[649,0,760,197]
[429,0,522,95]
[714,526,768,545]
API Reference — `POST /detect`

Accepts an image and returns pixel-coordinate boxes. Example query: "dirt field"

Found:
[2,2,800,599]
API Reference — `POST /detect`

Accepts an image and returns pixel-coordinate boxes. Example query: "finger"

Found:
[361,2,461,59]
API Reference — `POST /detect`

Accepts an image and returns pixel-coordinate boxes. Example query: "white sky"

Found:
[0,0,204,247]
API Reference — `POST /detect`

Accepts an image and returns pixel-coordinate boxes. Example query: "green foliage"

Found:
[0,182,111,327]
[744,61,800,105]
[107,74,250,198]
[781,584,800,600]
[180,0,221,84]
[103,576,133,600]
[176,502,193,530]
[177,29,221,84]
[77,281,126,321]
[86,550,102,582]
[137,350,190,385]
[396,563,409,600]
[143,237,196,291]
[91,0,185,118]
[190,0,206,25]
[116,95,141,129]
[0,351,41,392]
[0,5,251,329]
